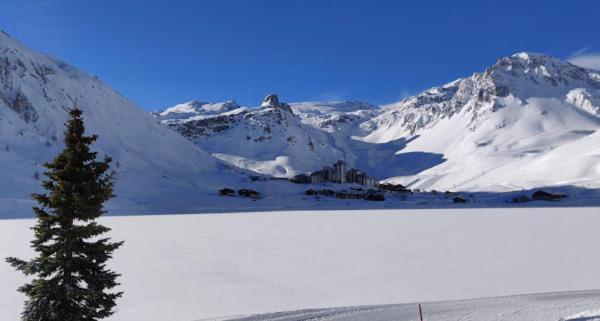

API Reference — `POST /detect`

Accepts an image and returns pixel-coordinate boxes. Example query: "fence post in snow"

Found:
[419,303,424,321]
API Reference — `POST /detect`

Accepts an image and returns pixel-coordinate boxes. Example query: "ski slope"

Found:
[1,208,599,321]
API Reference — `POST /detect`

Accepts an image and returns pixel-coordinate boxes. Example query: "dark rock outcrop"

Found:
[453,196,467,204]
[531,191,567,201]
[261,94,293,113]
[511,195,531,203]
[238,188,261,199]
[219,188,236,196]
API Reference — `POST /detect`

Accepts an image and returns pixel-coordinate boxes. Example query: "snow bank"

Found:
[562,310,600,321]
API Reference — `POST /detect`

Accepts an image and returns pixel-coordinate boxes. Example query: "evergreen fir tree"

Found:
[6,108,123,321]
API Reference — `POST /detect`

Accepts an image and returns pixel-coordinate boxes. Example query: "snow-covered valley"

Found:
[1,208,599,321]
[2,2,600,321]
[2,29,600,216]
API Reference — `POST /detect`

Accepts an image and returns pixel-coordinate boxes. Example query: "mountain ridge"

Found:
[2,28,599,215]
[155,52,600,192]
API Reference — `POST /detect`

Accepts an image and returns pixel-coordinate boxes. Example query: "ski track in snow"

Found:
[228,291,600,321]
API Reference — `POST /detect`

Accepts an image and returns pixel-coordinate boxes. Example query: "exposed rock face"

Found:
[0,51,38,123]
[156,97,294,141]
[156,94,308,143]
[10,90,38,123]
[261,94,293,113]
[261,94,280,107]
[238,188,260,198]
[531,190,567,201]
[169,114,236,139]
[155,95,303,143]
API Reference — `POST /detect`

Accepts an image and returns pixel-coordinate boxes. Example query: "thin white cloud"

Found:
[570,47,590,57]
[316,91,347,102]
[568,49,600,70]
[19,0,54,9]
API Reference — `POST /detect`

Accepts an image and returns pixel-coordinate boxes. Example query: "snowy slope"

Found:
[151,99,244,121]
[362,53,600,191]
[363,53,600,142]
[0,31,246,216]
[2,208,600,320]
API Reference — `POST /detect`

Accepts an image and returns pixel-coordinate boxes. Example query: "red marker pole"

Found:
[418,304,424,321]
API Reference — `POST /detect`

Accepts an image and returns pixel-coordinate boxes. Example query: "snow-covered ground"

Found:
[1,208,599,321]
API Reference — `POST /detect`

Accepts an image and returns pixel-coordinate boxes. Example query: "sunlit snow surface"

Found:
[1,208,599,321]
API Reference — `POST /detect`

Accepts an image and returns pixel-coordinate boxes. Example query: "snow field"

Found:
[1,207,600,320]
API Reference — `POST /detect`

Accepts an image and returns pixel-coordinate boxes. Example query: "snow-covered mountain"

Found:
[6,25,598,216]
[364,52,600,191]
[157,53,600,192]
[0,31,248,216]
[363,52,600,142]
[153,95,394,178]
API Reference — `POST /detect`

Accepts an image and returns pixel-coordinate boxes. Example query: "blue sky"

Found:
[1,0,599,109]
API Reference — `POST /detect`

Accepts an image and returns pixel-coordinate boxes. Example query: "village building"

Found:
[293,160,378,188]
[333,160,347,184]
[310,171,325,184]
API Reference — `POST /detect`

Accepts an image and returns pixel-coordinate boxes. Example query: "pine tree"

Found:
[6,108,123,321]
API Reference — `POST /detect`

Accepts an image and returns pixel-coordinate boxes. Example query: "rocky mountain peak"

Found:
[484,52,600,96]
[261,94,280,107]
[362,52,600,143]
[261,93,293,113]
[495,52,572,70]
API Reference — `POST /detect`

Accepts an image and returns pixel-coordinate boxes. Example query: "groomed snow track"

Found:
[227,290,600,321]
